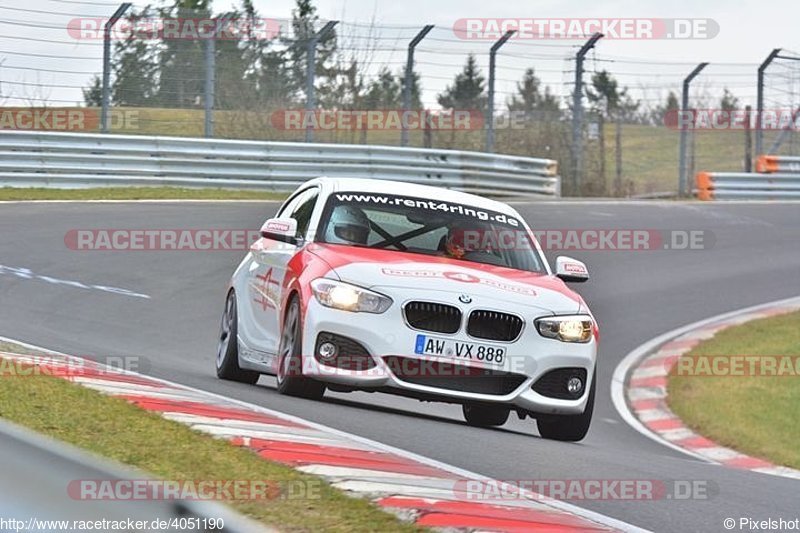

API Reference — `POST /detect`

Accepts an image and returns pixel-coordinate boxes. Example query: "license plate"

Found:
[414,334,506,366]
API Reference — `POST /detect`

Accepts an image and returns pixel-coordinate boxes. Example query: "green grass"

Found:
[0,187,286,201]
[0,341,420,532]
[667,311,800,469]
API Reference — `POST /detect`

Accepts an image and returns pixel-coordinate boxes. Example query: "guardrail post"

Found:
[486,30,515,153]
[101,3,132,133]
[571,32,603,194]
[401,25,434,147]
[756,49,781,156]
[678,62,708,197]
[305,21,338,143]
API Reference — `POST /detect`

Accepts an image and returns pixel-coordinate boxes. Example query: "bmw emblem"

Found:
[458,294,472,304]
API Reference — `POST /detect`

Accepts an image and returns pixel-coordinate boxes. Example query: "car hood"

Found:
[307,243,584,315]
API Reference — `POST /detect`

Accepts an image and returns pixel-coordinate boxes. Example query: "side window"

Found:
[289,189,319,237]
[276,195,301,219]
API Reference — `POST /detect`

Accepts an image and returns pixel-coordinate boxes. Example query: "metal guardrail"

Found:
[696,171,800,200]
[0,131,560,197]
[755,155,800,174]
[0,417,263,532]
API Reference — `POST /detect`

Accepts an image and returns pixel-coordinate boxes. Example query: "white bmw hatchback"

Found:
[216,177,598,441]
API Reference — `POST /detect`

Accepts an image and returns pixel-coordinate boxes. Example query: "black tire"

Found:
[462,403,510,427]
[276,296,325,400]
[536,370,596,442]
[216,290,260,384]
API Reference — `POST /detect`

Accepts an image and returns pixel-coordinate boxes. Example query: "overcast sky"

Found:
[1,0,797,109]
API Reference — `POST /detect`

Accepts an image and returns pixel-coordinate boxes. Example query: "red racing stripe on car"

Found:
[306,243,582,303]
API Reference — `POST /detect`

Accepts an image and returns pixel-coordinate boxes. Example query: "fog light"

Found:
[566,377,583,395]
[318,342,337,361]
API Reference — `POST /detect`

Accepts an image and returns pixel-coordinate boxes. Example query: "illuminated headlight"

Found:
[311,279,392,313]
[535,315,593,343]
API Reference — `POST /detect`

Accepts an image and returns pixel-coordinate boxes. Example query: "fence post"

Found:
[204,18,224,138]
[401,25,433,147]
[486,30,514,153]
[614,113,622,196]
[100,3,132,133]
[678,62,708,197]
[756,49,781,156]
[571,32,603,194]
[305,21,338,143]
[744,105,752,172]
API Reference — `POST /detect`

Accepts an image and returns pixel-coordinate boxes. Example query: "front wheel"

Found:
[462,403,510,427]
[276,296,325,400]
[536,370,596,442]
[216,290,260,384]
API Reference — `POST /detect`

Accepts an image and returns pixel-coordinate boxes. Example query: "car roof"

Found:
[308,177,518,216]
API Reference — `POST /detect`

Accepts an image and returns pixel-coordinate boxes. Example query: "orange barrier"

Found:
[755,155,779,173]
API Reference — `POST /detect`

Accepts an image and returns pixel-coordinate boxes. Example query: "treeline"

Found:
[81,0,632,121]
[83,0,743,130]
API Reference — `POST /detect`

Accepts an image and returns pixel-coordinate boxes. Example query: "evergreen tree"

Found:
[364,68,400,108]
[437,54,486,112]
[650,91,679,125]
[508,67,560,115]
[112,32,159,106]
[156,0,210,108]
[586,70,639,120]
[83,76,102,106]
[720,88,739,112]
[508,68,540,114]
[285,0,338,105]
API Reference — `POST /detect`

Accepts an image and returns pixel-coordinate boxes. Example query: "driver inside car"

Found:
[444,224,480,259]
[325,205,371,245]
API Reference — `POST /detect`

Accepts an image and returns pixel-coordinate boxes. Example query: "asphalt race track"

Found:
[1,200,798,532]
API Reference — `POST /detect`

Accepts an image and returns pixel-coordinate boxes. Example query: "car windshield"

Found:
[318,191,546,274]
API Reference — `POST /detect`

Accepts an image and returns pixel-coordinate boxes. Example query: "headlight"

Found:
[310,279,392,313]
[535,315,593,343]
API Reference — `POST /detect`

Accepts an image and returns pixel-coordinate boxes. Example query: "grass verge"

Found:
[0,187,286,201]
[667,311,800,469]
[0,341,419,532]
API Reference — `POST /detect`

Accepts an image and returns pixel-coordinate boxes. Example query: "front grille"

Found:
[532,368,588,399]
[404,301,461,334]
[467,310,523,342]
[314,332,376,370]
[383,356,526,396]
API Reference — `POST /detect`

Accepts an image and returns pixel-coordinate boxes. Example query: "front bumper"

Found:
[301,294,597,416]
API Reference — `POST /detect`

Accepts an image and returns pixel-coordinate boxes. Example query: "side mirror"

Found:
[260,217,299,245]
[555,256,589,283]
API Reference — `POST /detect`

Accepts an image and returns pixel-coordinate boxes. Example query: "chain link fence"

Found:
[1,3,798,197]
